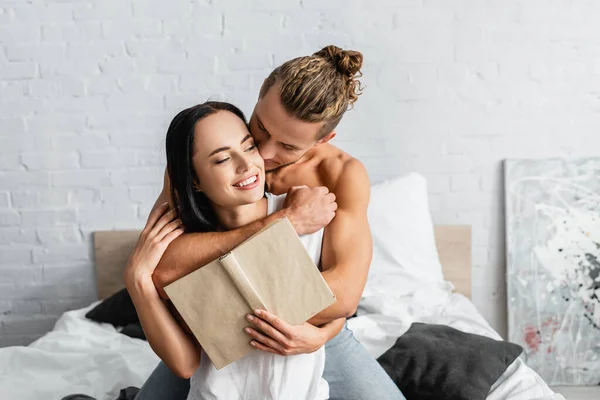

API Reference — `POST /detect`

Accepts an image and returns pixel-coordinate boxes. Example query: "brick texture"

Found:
[2,0,600,346]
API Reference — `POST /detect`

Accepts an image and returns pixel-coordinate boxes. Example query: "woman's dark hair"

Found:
[165,101,247,233]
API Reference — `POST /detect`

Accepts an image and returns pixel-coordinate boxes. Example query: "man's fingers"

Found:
[325,193,336,205]
[328,212,336,223]
[315,186,329,195]
[288,185,308,193]
[143,202,169,233]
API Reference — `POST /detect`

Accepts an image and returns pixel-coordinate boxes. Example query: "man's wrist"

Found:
[275,207,302,234]
[274,207,290,221]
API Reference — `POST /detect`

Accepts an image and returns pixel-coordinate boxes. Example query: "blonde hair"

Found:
[259,45,363,139]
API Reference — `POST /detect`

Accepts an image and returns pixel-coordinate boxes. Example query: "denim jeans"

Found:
[135,323,405,400]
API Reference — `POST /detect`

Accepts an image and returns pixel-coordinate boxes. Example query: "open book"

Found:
[164,217,336,369]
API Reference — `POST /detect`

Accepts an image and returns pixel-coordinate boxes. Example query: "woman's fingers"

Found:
[252,309,293,338]
[249,340,284,356]
[149,208,178,238]
[155,217,183,242]
[161,227,184,247]
[244,327,286,354]
[246,313,289,344]
[142,202,169,234]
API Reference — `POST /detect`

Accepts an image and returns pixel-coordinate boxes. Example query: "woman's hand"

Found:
[124,202,184,285]
[244,309,329,356]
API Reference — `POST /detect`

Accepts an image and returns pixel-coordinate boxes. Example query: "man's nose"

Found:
[258,139,276,160]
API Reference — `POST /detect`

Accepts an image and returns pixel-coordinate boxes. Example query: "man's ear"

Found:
[316,130,336,145]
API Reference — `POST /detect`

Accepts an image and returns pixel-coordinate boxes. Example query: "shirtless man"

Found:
[133,45,405,400]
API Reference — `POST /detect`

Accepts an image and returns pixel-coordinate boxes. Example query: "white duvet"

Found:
[0,285,564,400]
[0,303,160,400]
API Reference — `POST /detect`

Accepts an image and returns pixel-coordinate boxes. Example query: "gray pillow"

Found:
[377,323,523,400]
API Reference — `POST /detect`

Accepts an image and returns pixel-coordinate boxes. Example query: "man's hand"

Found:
[282,186,337,235]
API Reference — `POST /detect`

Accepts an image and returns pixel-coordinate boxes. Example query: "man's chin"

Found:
[264,160,298,173]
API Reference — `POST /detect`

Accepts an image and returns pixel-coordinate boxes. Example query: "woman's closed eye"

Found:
[215,148,254,164]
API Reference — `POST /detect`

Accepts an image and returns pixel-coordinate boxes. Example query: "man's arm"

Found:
[307,159,372,326]
[153,216,285,295]
[151,170,337,296]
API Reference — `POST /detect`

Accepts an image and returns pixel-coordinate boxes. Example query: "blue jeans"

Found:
[135,323,405,400]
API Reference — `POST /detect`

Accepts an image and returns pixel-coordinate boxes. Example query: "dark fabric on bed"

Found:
[115,386,140,400]
[377,322,523,400]
[121,322,146,340]
[85,288,139,327]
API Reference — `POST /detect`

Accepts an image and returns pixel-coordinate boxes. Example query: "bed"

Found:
[0,173,565,400]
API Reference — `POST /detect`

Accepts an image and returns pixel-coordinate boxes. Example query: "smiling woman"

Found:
[165,102,266,233]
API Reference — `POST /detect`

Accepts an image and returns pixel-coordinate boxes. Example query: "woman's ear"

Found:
[193,180,203,193]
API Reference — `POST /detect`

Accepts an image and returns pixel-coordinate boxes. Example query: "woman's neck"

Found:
[212,197,268,231]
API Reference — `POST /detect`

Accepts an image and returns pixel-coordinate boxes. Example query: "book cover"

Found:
[164,218,336,369]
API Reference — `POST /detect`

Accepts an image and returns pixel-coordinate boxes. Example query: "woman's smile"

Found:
[233,174,260,190]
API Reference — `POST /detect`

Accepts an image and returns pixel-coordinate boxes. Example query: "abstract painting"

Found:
[505,158,600,385]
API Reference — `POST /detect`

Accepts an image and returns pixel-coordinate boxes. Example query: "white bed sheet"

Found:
[0,285,566,400]
[348,282,566,400]
[0,303,159,400]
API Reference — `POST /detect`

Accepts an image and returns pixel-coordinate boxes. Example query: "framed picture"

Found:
[505,158,600,385]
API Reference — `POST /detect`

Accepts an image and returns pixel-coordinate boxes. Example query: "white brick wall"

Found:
[1,0,600,346]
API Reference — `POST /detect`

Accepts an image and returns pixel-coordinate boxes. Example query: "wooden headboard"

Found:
[93,225,472,300]
[433,225,471,299]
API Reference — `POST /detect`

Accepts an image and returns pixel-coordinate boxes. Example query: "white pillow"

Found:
[364,172,444,299]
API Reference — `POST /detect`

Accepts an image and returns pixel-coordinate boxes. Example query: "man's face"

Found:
[248,85,327,172]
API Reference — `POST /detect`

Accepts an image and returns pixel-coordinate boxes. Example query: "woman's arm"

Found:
[243,309,346,356]
[320,317,347,342]
[123,203,201,378]
[127,275,200,378]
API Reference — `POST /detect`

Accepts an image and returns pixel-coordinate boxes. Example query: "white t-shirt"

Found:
[187,193,329,400]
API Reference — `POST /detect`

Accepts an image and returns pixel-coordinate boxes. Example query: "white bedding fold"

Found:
[348,282,565,400]
[0,284,565,400]
[0,303,159,400]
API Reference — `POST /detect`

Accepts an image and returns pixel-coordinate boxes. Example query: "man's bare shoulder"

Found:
[316,144,369,194]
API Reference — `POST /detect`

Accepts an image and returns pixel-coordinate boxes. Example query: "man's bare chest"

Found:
[266,167,324,195]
